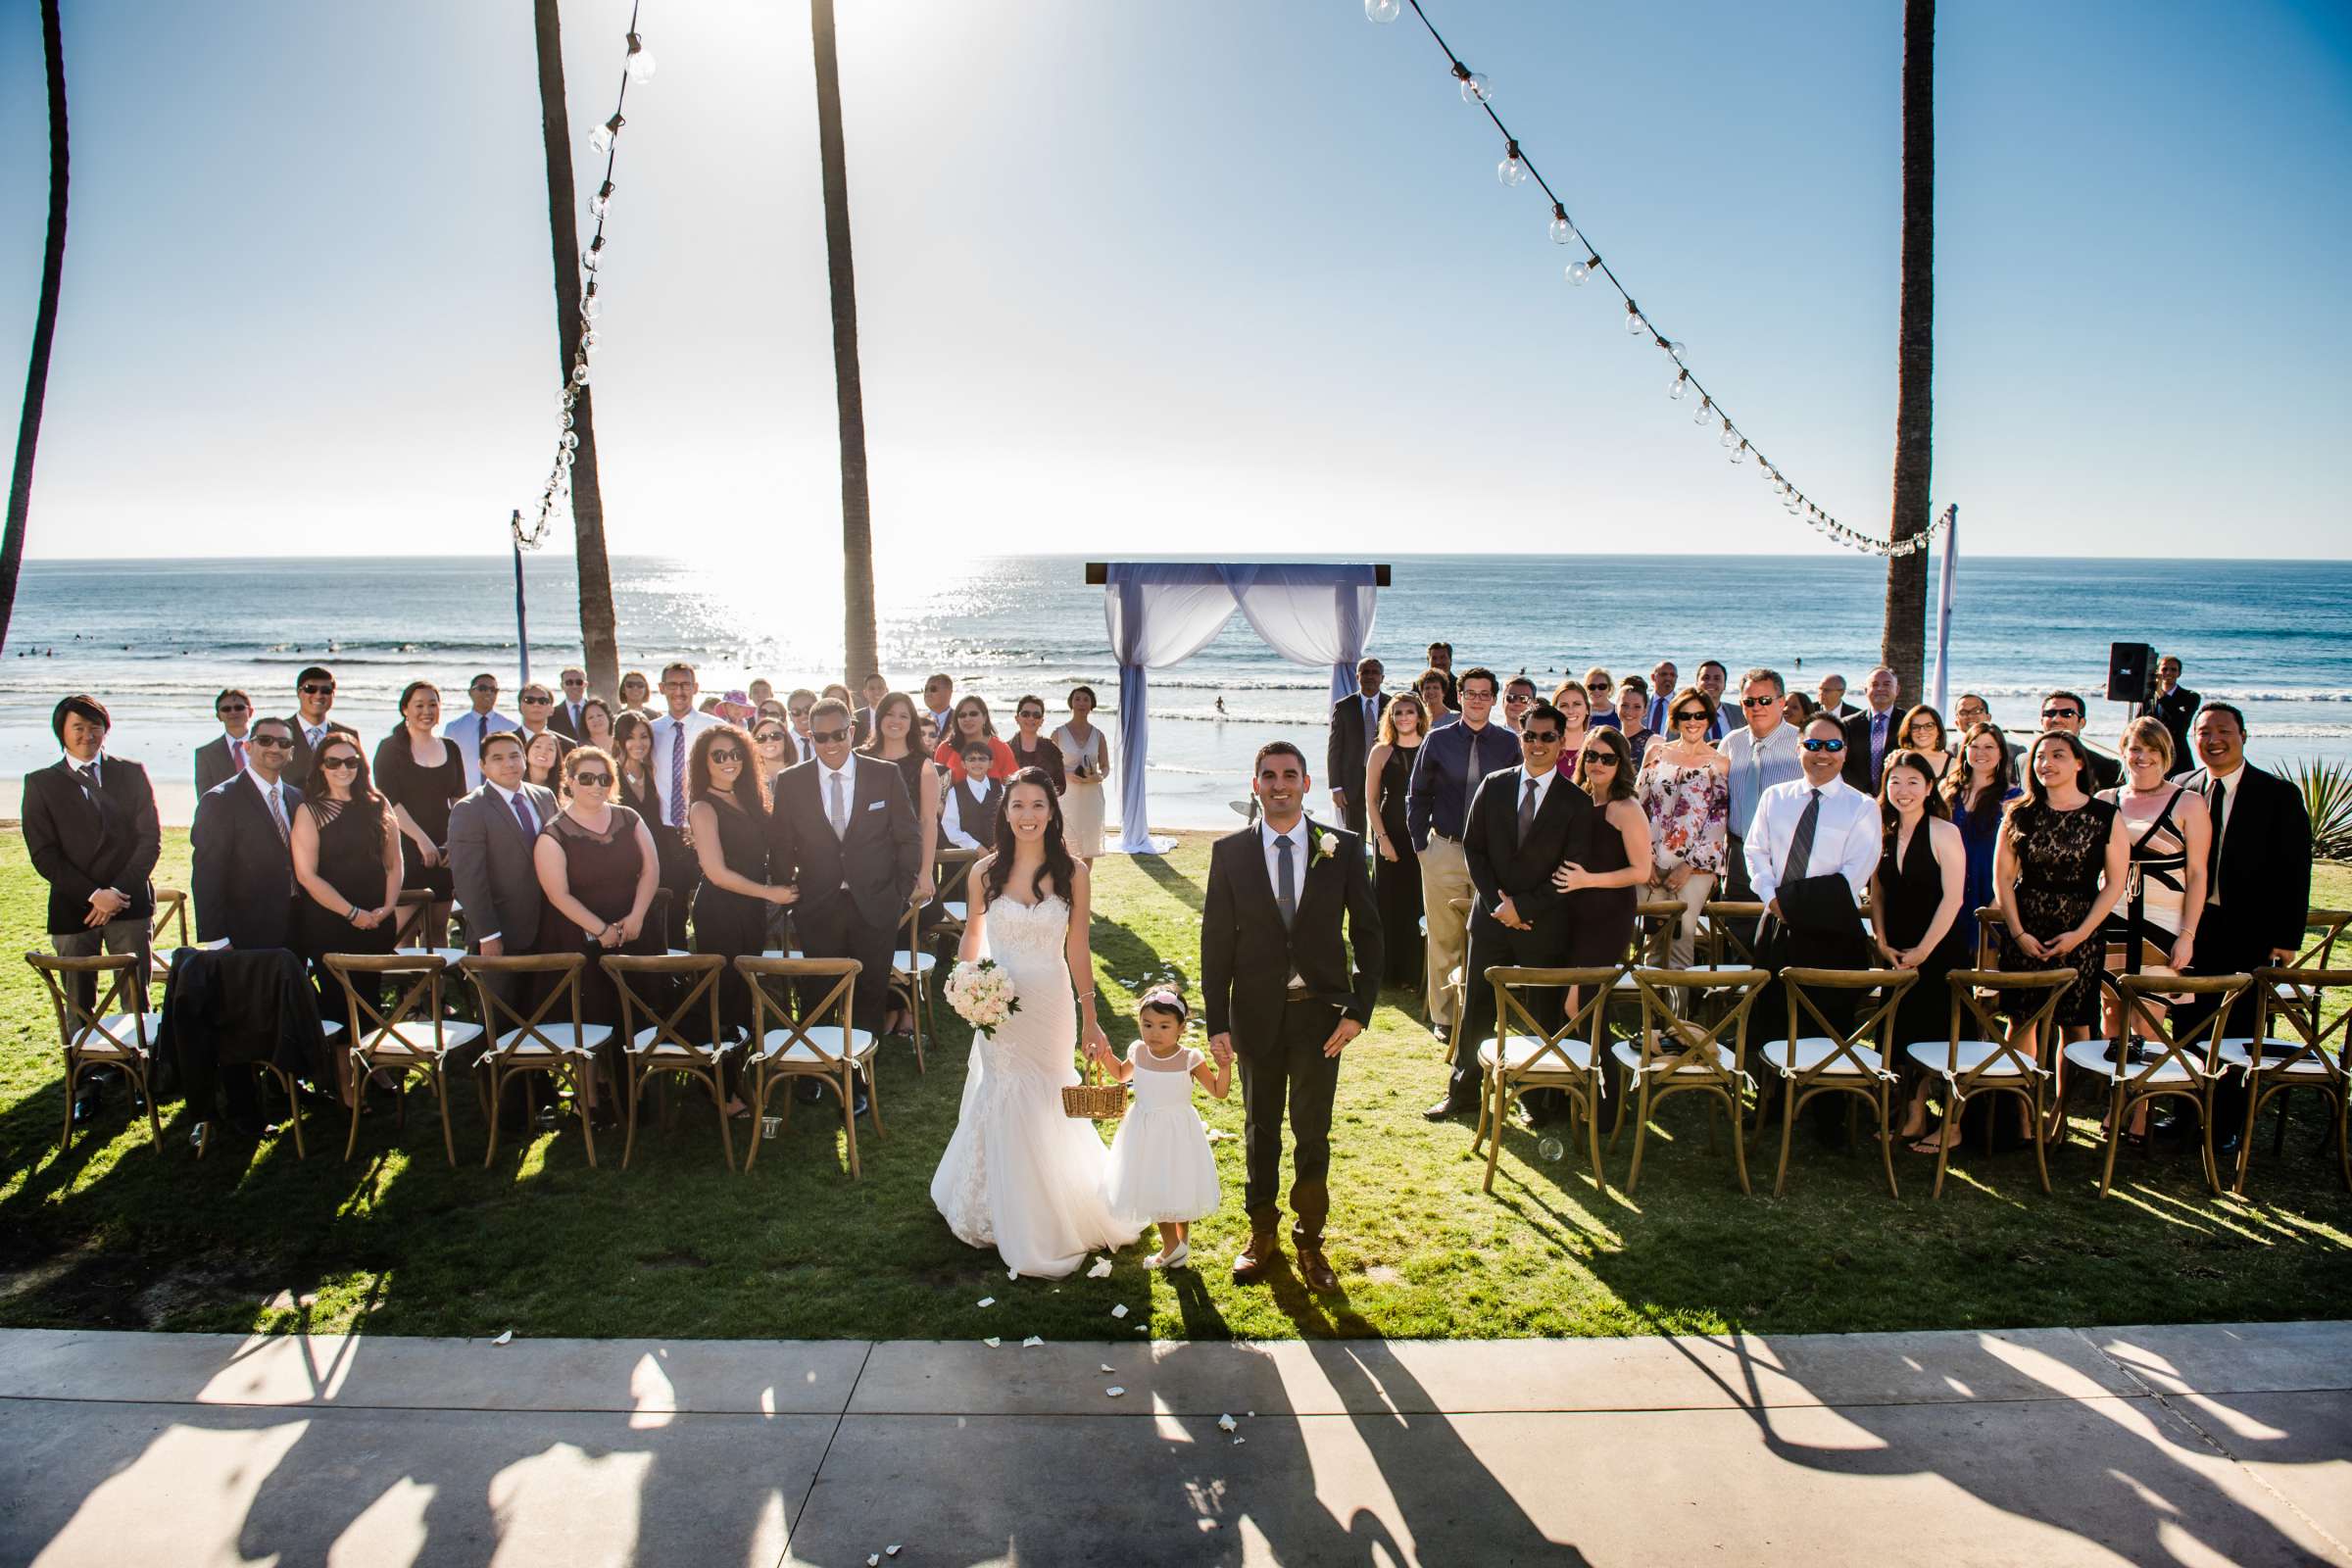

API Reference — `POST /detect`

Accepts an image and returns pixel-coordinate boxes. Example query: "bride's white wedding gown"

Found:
[930,894,1142,1277]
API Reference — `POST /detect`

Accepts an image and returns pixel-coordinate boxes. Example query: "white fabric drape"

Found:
[1102,564,1381,854]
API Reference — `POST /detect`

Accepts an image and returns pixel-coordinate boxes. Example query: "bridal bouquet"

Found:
[945,959,1021,1031]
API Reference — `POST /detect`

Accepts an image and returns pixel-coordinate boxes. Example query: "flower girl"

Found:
[1090,989,1230,1269]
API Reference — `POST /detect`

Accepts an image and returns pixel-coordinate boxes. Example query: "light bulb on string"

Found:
[572,362,592,385]
[589,180,614,220]
[1365,0,1401,21]
[1453,63,1491,103]
[581,330,600,356]
[624,32,657,83]
[1669,370,1690,401]
[1497,140,1528,186]
[581,283,602,319]
[1625,302,1646,335]
[1730,441,1747,466]
[1693,397,1713,425]
[1659,338,1686,361]
[589,113,624,155]
[1549,204,1574,245]
[581,236,605,271]
[1567,254,1596,286]
[1719,418,1738,448]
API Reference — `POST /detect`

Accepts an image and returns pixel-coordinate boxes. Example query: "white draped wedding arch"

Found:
[1097,563,1383,855]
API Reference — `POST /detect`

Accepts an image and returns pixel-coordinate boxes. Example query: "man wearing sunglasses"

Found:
[191,715,303,953]
[442,673,519,791]
[194,688,255,796]
[648,662,721,916]
[281,665,357,791]
[2038,688,2122,789]
[1719,667,1802,902]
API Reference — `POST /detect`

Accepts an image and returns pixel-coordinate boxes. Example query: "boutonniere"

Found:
[1306,825,1334,868]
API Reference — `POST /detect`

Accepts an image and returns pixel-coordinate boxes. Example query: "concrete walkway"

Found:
[2,1320,2345,1565]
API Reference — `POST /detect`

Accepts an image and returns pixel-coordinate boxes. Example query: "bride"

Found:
[930,767,1142,1277]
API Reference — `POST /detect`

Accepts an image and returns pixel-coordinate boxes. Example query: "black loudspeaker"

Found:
[2106,641,2156,705]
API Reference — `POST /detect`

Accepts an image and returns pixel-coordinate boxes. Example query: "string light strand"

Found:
[1373,0,1950,559]
[519,4,655,551]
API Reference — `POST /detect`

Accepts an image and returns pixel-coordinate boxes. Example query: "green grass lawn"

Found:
[2,826,2347,1343]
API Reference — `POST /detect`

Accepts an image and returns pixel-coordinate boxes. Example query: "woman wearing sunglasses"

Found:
[535,746,662,1118]
[1005,695,1067,794]
[1637,685,1731,967]
[292,733,402,1049]
[933,696,1018,779]
[688,725,797,1084]
[1553,725,1651,965]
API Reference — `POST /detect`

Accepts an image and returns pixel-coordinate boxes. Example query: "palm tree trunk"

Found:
[0,0,69,654]
[1881,0,1934,698]
[810,0,878,689]
[532,0,619,700]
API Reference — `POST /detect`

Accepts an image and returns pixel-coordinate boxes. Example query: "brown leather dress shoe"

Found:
[1231,1231,1281,1283]
[1296,1246,1340,1293]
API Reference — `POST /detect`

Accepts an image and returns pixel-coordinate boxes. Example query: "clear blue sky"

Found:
[1,0,2346,566]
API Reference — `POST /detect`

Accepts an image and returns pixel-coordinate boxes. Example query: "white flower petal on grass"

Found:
[977,1297,995,1308]
[982,1337,1001,1348]
[1022,1336,1044,1348]
[1217,1414,1238,1433]
[1086,1257,1113,1279]
[1008,1267,1019,1281]
[1233,1436,1247,1446]
[867,1556,880,1567]
[1100,1363,1115,1373]
[1110,1303,1128,1319]
[492,1330,514,1347]
[1105,1386,1126,1397]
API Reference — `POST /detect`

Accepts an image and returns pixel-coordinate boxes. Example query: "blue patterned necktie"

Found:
[1274,833,1297,928]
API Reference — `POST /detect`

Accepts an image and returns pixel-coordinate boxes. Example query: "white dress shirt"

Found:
[940,777,1000,850]
[1743,774,1880,906]
[648,710,721,826]
[1508,762,1557,822]
[473,782,542,944]
[244,765,294,835]
[443,708,519,790]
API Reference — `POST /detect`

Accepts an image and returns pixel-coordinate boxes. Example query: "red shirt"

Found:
[933,735,1018,780]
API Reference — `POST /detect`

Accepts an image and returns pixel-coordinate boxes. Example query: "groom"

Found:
[1202,741,1382,1293]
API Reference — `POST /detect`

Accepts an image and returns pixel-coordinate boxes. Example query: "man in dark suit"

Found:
[191,714,302,952]
[852,673,889,748]
[1815,672,1861,721]
[447,731,558,962]
[2037,688,2123,790]
[281,665,356,790]
[548,667,591,741]
[768,698,920,1116]
[1324,657,1388,838]
[2178,702,2313,1153]
[2150,656,2200,779]
[1428,705,1594,1120]
[1840,665,1902,794]
[1201,741,1381,1293]
[194,688,254,796]
[24,696,162,1123]
[514,682,578,763]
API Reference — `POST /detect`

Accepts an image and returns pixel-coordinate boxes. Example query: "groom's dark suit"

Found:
[768,755,920,1028]
[1448,765,1596,1107]
[1201,816,1381,1252]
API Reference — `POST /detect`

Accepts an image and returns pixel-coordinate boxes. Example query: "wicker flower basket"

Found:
[1061,1056,1126,1121]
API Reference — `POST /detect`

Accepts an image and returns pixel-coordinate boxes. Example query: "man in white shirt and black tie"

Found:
[442,672,519,792]
[1325,657,1388,838]
[550,667,591,740]
[282,665,356,790]
[648,662,721,921]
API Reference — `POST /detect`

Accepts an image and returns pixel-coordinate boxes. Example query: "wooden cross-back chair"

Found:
[604,953,734,1172]
[1764,967,1917,1199]
[930,849,982,952]
[1904,967,2072,1200]
[889,901,938,1074]
[2064,971,2251,1198]
[737,956,880,1177]
[460,953,610,1167]
[2260,908,2352,1041]
[1469,964,1623,1196]
[147,888,189,996]
[1973,906,2008,970]
[322,953,483,1166]
[25,953,164,1156]
[1609,966,1772,1194]
[2224,965,2352,1195]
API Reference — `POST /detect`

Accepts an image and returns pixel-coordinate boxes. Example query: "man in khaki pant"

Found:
[1403,668,1519,1041]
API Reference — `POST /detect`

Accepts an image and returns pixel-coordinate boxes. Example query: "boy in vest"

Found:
[941,739,1004,850]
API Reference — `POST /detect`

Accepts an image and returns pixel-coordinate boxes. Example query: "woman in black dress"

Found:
[613,710,663,825]
[1554,724,1651,965]
[292,733,403,1087]
[1366,692,1428,987]
[1871,750,1972,1153]
[373,681,466,941]
[1994,730,2131,1126]
[688,725,797,1090]
[534,745,662,1117]
[1005,695,1067,794]
[860,692,943,1031]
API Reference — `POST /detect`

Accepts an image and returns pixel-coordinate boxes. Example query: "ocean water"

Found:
[6,553,2348,826]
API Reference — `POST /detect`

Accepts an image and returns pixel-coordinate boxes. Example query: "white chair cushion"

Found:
[2063,1039,2200,1084]
[391,947,467,966]
[357,1020,483,1057]
[492,1022,611,1057]
[2217,1038,2336,1077]
[1609,1039,1735,1076]
[76,1011,161,1056]
[626,1026,724,1058]
[1446,965,1464,988]
[754,1024,877,1065]
[1764,1038,1886,1076]
[1907,1040,2036,1078]
[1478,1035,1601,1076]
[894,952,939,980]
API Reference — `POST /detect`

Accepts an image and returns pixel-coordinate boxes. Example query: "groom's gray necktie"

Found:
[1274,832,1297,929]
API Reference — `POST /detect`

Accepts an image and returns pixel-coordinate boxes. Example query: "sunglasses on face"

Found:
[319,756,361,771]
[572,771,612,787]
[520,695,552,706]
[1585,754,1620,768]
[1019,710,1043,720]
[219,703,249,714]
[563,678,585,688]
[301,683,334,696]
[1742,695,1778,709]
[2042,708,2080,719]
[755,729,787,744]
[1674,710,1711,725]
[810,728,849,744]
[709,750,741,764]
[1590,680,1612,693]
[1801,737,1845,753]
[250,734,294,749]
[1522,729,1561,744]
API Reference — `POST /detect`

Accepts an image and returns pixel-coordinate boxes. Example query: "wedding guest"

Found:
[821,682,853,710]
[1745,713,1884,1062]
[941,740,1005,850]
[370,681,465,946]
[523,731,564,790]
[857,691,942,918]
[769,698,921,1116]
[284,665,355,790]
[785,689,819,764]
[443,672,518,791]
[612,710,664,828]
[2038,689,2122,790]
[2179,703,2312,1086]
[914,710,942,758]
[1722,668,1802,902]
[1502,676,1539,734]
[1863,750,1972,1152]
[1640,686,1731,967]
[1953,692,1992,731]
[921,673,956,740]
[1900,704,1952,779]
[1054,685,1112,864]
[514,682,576,764]
[1783,691,1820,728]
[551,668,590,740]
[934,695,1018,778]
[191,714,301,952]
[25,696,160,1121]
[854,672,890,745]
[688,724,795,1057]
[1434,702,1594,1119]
[1546,679,1594,774]
[1694,660,1735,741]
[1941,721,2022,918]
[1365,690,1428,988]
[578,695,617,756]
[1424,641,1457,708]
[697,696,721,715]
[1406,667,1517,1039]
[1614,681,1654,766]
[1326,657,1387,836]
[1415,666,1456,730]
[1839,666,1902,794]
[715,689,757,728]
[1583,668,1617,728]
[446,729,555,966]
[2151,656,2200,778]
[194,688,254,796]
[1817,672,1859,719]
[1995,731,2131,1125]
[1558,724,1651,966]
[2093,718,2210,1102]
[752,713,791,780]
[1006,695,1067,793]
[618,669,653,712]
[650,662,721,923]
[292,732,401,1021]
[535,745,662,1113]
[748,677,775,710]
[1643,661,1680,733]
